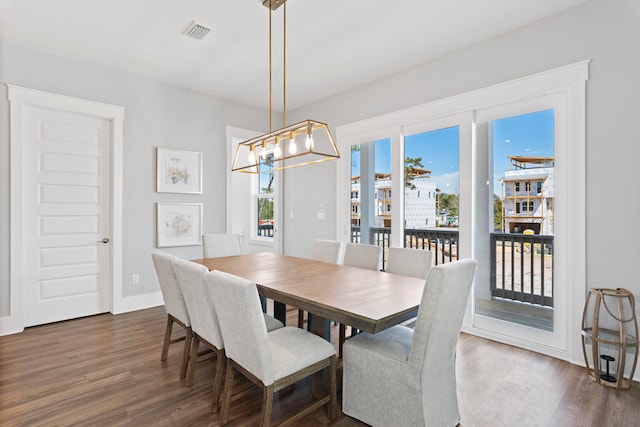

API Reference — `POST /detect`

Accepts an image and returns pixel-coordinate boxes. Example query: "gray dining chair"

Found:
[342,242,382,271]
[385,246,433,279]
[151,252,191,379]
[386,247,433,328]
[202,232,268,312]
[298,239,344,328]
[173,260,284,412]
[172,259,225,411]
[207,269,337,427]
[342,259,477,427]
[339,243,383,355]
[202,233,242,258]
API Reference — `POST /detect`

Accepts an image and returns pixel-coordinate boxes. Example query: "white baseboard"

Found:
[112,291,164,315]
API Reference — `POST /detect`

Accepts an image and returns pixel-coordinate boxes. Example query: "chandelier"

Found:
[231,0,340,173]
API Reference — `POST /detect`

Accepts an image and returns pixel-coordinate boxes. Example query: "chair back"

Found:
[343,243,382,271]
[151,252,190,326]
[386,247,433,279]
[311,239,344,264]
[202,233,242,258]
[207,270,273,384]
[409,259,477,369]
[173,260,224,349]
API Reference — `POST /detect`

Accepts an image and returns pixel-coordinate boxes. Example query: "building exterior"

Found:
[351,168,437,229]
[501,156,554,235]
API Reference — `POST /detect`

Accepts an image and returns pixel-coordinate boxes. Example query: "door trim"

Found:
[3,85,125,335]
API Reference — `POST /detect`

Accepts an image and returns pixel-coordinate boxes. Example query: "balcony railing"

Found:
[350,226,458,269]
[350,226,554,308]
[490,232,554,307]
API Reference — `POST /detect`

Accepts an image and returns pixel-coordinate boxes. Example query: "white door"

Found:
[23,107,111,326]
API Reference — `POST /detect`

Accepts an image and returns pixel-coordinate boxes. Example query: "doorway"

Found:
[9,86,124,329]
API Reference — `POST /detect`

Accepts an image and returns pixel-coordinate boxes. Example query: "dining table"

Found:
[192,252,426,340]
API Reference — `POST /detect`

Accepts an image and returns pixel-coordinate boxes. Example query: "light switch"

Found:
[317,212,326,221]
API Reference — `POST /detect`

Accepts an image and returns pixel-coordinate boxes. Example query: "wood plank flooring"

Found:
[1,306,639,426]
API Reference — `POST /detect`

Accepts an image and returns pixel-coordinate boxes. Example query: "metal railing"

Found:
[350,226,554,308]
[490,232,554,307]
[350,226,458,269]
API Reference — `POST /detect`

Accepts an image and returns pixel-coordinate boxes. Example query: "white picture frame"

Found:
[156,203,203,248]
[156,147,203,194]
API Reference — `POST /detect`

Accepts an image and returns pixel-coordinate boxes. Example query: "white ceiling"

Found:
[0,0,587,112]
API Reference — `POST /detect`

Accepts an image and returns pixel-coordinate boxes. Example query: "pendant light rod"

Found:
[269,5,272,132]
[283,0,287,127]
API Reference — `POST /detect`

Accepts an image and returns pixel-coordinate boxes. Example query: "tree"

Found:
[494,194,503,231]
[439,193,459,217]
[404,157,424,189]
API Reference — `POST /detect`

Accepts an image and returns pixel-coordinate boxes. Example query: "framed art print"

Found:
[156,203,202,247]
[156,147,203,193]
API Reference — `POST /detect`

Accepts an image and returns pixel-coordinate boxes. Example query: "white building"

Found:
[351,169,437,229]
[501,156,554,235]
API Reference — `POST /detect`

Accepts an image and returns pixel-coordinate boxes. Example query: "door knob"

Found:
[97,238,110,244]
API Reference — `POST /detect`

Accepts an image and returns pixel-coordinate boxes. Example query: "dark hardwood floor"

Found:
[1,306,639,426]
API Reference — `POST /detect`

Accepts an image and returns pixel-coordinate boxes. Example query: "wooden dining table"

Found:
[192,252,426,340]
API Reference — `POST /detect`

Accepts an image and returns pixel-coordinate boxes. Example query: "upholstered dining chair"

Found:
[342,259,477,427]
[171,259,225,411]
[385,247,434,328]
[311,239,344,264]
[339,243,383,355]
[151,252,191,379]
[173,260,283,412]
[342,242,382,271]
[297,239,344,328]
[202,232,268,312]
[202,233,242,258]
[385,246,433,279]
[207,270,337,427]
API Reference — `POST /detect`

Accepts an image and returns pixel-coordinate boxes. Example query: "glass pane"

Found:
[477,109,555,331]
[257,196,274,237]
[257,154,274,238]
[349,138,391,252]
[404,126,459,264]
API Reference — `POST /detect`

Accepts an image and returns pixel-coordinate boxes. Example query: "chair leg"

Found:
[220,359,235,425]
[297,309,304,328]
[211,348,225,413]
[260,384,275,427]
[186,335,200,387]
[161,315,174,361]
[180,328,192,379]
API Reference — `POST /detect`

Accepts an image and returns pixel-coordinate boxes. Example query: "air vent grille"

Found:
[183,21,211,40]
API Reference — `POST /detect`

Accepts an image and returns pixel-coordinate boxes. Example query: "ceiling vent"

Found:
[183,21,211,40]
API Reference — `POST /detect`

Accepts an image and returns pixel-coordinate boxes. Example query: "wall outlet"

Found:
[132,273,140,285]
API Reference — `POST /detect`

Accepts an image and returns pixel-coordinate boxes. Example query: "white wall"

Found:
[0,42,270,318]
[284,0,640,307]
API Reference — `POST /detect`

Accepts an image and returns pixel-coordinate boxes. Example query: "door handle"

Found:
[97,238,110,244]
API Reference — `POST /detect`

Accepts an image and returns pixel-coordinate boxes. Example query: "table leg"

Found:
[308,313,331,398]
[273,301,287,326]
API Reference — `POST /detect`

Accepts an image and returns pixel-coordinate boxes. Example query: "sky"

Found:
[351,109,554,197]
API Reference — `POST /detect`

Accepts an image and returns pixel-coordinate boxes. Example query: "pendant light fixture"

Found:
[231,0,340,173]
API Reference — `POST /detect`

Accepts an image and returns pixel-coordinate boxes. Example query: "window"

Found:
[537,182,542,194]
[525,181,531,192]
[337,61,587,359]
[256,156,274,239]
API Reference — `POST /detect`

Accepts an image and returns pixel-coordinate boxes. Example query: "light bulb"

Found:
[248,148,257,164]
[305,133,314,150]
[274,142,282,158]
[288,138,297,155]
